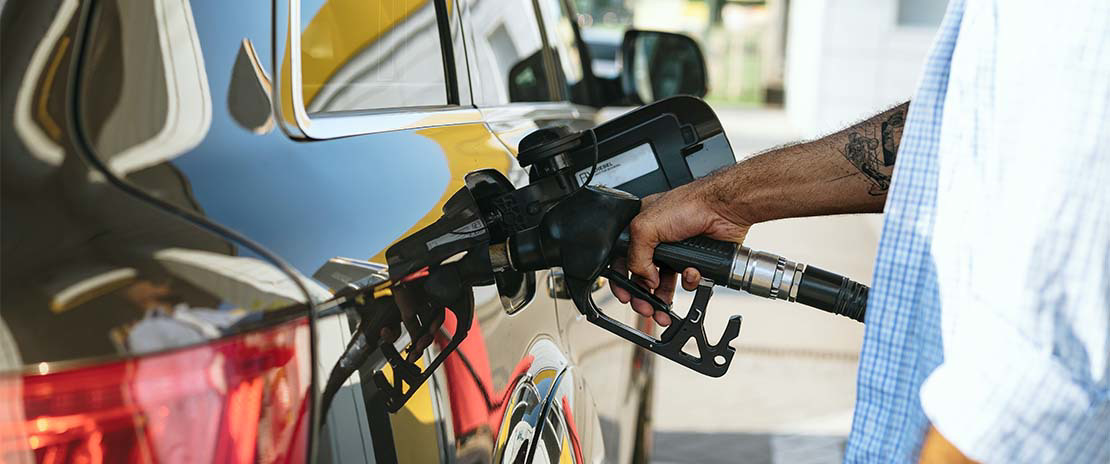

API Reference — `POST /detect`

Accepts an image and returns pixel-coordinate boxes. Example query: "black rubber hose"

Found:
[795,266,868,323]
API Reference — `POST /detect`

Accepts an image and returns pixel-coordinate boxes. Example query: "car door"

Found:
[462,0,651,462]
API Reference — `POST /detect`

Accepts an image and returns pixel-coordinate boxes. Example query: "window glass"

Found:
[467,0,556,104]
[537,0,590,104]
[299,0,448,113]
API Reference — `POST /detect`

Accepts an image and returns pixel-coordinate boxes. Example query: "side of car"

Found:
[2,0,666,462]
[2,0,719,461]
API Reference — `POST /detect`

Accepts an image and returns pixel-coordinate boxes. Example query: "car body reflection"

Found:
[2,0,655,461]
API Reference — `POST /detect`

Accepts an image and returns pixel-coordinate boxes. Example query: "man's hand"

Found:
[611,102,908,327]
[611,179,751,326]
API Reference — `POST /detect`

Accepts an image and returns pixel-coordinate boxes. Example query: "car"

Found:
[0,0,708,463]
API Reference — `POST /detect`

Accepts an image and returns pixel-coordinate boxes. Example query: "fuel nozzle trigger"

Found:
[567,268,741,377]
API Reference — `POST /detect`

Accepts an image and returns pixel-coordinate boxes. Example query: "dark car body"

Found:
[1,0,665,462]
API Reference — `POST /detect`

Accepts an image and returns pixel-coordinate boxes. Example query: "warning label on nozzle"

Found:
[425,219,485,251]
[575,143,658,188]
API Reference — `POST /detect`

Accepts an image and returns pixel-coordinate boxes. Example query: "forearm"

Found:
[699,102,908,224]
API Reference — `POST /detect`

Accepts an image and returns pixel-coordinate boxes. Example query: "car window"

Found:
[536,0,590,105]
[299,0,448,113]
[466,0,557,104]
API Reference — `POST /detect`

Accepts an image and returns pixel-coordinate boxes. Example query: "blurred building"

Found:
[785,0,946,136]
[577,0,947,136]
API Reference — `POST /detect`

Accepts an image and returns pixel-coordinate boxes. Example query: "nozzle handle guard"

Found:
[565,271,742,377]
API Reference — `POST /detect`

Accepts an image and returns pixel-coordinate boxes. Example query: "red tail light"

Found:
[1,318,311,464]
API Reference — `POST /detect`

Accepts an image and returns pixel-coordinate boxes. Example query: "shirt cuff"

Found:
[919,325,1107,462]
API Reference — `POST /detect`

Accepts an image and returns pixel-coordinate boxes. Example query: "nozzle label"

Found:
[575,143,658,188]
[425,219,486,251]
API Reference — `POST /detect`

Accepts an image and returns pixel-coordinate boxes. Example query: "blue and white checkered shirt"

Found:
[845,1,1110,462]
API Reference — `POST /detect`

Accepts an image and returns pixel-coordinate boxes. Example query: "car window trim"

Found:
[433,0,460,105]
[447,0,474,106]
[558,0,602,106]
[533,0,601,107]
[529,0,567,102]
[456,0,485,106]
[476,101,584,124]
[276,0,481,140]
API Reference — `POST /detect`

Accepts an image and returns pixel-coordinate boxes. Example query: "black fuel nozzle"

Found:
[372,253,485,412]
[370,179,503,413]
[501,184,743,376]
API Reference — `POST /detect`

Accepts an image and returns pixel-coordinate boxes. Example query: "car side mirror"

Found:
[620,30,708,104]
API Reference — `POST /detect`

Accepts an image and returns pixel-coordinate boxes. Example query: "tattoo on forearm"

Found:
[880,110,905,166]
[839,105,906,195]
[841,132,890,195]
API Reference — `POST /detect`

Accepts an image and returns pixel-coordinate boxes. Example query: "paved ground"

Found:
[653,432,846,464]
[649,105,881,463]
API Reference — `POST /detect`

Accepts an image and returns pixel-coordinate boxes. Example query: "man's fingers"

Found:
[627,218,661,289]
[630,297,656,318]
[629,271,674,325]
[655,271,678,304]
[653,310,672,326]
[682,267,702,291]
[610,258,632,303]
[649,272,675,326]
[612,258,661,319]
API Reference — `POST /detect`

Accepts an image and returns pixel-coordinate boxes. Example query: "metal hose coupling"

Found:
[728,247,805,302]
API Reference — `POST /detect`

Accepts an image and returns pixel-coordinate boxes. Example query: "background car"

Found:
[0,0,709,463]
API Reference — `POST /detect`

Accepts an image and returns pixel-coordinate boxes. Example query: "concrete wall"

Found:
[785,0,943,137]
